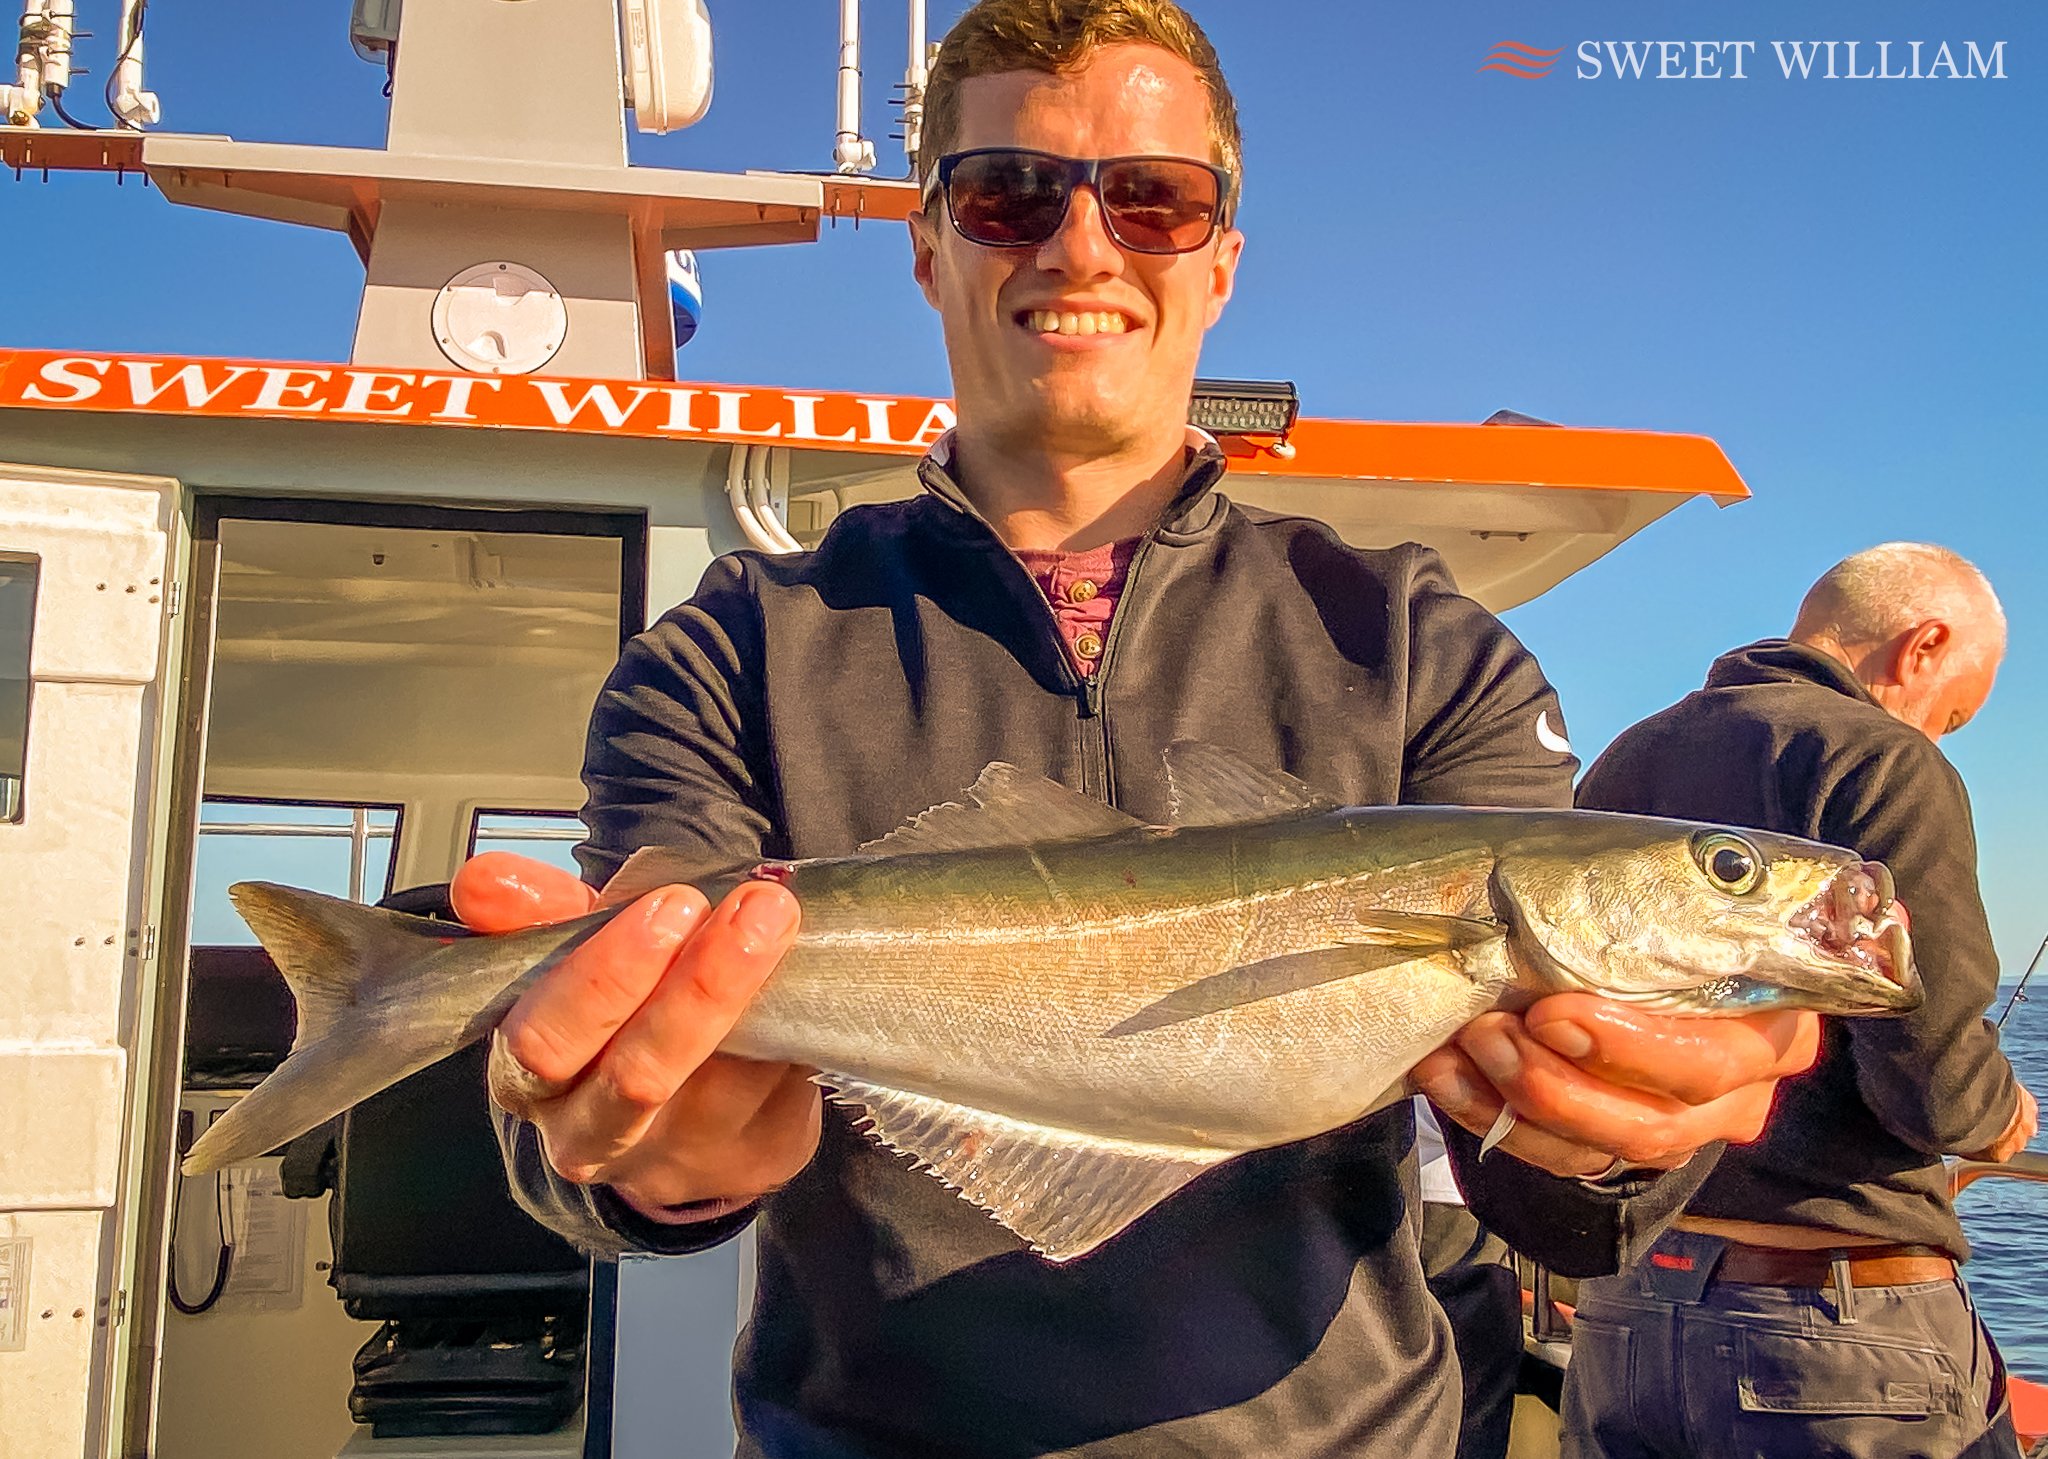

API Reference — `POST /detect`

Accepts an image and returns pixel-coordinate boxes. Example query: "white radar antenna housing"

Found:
[620,0,714,135]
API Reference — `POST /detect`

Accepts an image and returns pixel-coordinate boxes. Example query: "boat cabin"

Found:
[0,3,1748,1456]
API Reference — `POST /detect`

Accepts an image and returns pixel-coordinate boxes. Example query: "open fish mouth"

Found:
[1790,860,1919,1006]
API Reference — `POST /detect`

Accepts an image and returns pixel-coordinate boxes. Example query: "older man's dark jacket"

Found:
[498,444,1718,1459]
[1576,639,2019,1259]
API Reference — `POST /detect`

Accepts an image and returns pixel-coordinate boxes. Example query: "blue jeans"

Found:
[1561,1235,2020,1459]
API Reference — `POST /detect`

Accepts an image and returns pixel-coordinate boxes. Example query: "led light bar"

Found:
[1189,378,1299,438]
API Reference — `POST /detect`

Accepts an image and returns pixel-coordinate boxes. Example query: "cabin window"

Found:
[0,557,38,822]
[190,798,401,944]
[469,809,586,878]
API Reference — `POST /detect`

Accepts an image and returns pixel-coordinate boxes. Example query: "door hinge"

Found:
[165,583,181,618]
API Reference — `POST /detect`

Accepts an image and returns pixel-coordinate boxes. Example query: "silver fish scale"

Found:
[720,824,1514,1151]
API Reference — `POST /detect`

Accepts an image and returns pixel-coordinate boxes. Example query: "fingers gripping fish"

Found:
[182,743,1919,1260]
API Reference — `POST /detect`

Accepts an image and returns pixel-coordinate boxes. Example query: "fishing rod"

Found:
[1997,930,2048,1027]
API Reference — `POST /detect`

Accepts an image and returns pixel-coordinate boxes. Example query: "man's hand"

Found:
[1965,1083,2039,1165]
[451,852,822,1222]
[1410,993,1822,1178]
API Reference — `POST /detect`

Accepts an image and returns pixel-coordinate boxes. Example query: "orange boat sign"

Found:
[0,348,1747,498]
[0,348,957,457]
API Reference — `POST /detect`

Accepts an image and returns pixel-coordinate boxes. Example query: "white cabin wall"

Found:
[154,1143,370,1459]
[648,525,717,622]
[0,463,177,1459]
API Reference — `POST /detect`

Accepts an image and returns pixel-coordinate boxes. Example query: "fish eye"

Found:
[1691,832,1762,896]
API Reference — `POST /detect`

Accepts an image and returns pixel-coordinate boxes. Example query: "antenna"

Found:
[832,0,876,173]
[2,0,74,126]
[902,0,927,168]
[106,0,159,127]
[895,0,932,173]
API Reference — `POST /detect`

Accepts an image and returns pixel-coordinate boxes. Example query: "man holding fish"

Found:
[431,1,1850,1452]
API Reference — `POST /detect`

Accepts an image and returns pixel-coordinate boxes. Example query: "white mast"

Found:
[901,0,929,170]
[832,0,876,173]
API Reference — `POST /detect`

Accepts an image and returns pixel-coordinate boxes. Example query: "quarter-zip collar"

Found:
[1704,639,1884,711]
[911,429,1230,805]
[914,427,1231,542]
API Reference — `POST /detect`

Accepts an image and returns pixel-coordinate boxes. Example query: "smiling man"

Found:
[456,4,1821,1455]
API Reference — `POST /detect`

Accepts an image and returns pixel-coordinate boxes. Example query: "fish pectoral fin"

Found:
[859,764,1145,855]
[1160,741,1337,827]
[1346,910,1503,951]
[815,1073,1231,1261]
[1107,942,1455,1036]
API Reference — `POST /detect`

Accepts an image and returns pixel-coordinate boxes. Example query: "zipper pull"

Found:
[1079,678,1102,718]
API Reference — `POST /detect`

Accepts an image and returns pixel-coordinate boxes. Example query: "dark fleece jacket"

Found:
[498,444,1719,1458]
[1576,639,2020,1258]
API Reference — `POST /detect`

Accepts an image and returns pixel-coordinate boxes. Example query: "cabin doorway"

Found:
[133,498,643,1459]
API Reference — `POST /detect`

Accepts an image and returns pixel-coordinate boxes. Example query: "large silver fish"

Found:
[183,744,1918,1259]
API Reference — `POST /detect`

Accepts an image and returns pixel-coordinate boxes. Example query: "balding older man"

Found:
[1561,542,2036,1459]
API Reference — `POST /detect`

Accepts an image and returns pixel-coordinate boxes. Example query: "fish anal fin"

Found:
[816,1073,1229,1261]
[228,883,461,1050]
[1161,742,1336,827]
[860,764,1143,856]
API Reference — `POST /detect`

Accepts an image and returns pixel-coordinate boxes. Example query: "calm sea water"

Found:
[1960,992,2048,1377]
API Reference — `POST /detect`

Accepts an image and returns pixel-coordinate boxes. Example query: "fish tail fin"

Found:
[183,1037,424,1176]
[181,885,467,1175]
[227,882,450,1049]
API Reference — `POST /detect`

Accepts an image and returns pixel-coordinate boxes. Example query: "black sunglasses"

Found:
[929,148,1235,256]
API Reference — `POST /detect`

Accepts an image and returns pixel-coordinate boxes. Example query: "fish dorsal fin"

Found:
[816,1073,1230,1261]
[228,882,458,1049]
[1161,741,1337,827]
[860,764,1143,855]
[1105,915,1504,1037]
[602,846,759,906]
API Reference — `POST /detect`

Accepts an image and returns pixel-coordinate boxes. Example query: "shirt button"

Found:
[1074,631,1103,660]
[1067,579,1099,604]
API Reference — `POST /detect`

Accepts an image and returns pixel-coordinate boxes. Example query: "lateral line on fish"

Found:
[798,873,1371,948]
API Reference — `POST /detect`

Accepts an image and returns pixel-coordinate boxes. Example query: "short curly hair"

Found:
[917,0,1242,207]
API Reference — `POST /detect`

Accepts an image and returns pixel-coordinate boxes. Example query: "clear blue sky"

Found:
[11,2,2046,980]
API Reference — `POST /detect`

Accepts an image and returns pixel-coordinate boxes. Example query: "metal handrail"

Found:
[199,812,580,911]
[197,822,393,837]
[198,809,392,902]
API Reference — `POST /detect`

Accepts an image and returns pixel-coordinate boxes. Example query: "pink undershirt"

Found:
[1011,539,1140,678]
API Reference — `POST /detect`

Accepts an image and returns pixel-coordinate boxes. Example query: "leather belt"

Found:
[1713,1243,1957,1289]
